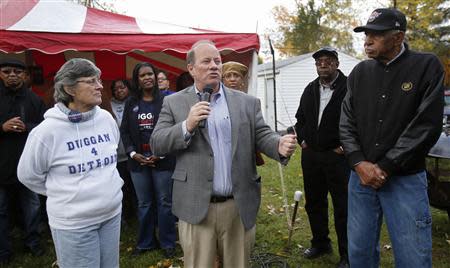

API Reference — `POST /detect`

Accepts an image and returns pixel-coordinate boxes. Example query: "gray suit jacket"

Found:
[151,85,284,230]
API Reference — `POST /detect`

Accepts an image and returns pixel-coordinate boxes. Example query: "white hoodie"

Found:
[18,103,123,230]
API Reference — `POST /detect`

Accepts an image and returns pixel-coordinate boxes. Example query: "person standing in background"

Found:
[222,61,248,92]
[222,61,264,167]
[294,47,349,268]
[157,71,174,95]
[120,62,177,258]
[110,79,136,225]
[0,58,46,265]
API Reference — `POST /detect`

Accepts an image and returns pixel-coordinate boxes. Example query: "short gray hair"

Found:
[186,40,217,65]
[53,58,101,104]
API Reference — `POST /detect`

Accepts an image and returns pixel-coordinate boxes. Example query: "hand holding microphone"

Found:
[198,85,214,128]
[186,85,214,132]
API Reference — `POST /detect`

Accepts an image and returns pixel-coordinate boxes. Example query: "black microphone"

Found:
[198,85,214,128]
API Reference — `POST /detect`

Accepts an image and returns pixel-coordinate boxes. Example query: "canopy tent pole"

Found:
[268,38,277,132]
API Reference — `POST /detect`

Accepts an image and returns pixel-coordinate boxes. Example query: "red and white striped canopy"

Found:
[0,0,259,53]
[0,0,259,88]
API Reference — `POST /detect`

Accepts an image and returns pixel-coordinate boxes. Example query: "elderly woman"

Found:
[17,58,123,268]
[121,62,176,258]
[222,61,248,92]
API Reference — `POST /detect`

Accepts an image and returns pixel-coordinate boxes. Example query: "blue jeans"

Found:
[130,167,176,249]
[348,171,432,268]
[50,213,121,268]
[0,183,41,260]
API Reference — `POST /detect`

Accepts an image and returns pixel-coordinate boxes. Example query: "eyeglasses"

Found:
[76,77,103,86]
[0,68,24,75]
[157,78,167,83]
[315,58,335,66]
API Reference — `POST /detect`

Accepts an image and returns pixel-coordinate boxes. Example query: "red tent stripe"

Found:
[128,52,185,75]
[162,50,186,59]
[82,8,141,34]
[0,0,39,29]
[0,31,259,54]
[95,51,126,80]
[32,50,66,78]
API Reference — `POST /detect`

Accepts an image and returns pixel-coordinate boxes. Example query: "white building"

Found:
[256,52,361,130]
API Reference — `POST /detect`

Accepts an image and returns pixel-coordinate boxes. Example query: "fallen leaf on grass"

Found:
[275,251,289,257]
[162,259,173,267]
[266,204,276,215]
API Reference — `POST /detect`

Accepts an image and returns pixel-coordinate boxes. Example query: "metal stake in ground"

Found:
[286,190,302,251]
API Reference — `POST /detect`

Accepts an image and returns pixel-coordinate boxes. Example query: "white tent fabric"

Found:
[0,0,260,97]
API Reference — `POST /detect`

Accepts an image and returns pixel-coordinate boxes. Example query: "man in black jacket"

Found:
[340,8,444,267]
[0,59,46,264]
[295,47,349,268]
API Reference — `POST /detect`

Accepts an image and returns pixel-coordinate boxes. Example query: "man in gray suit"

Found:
[151,40,297,268]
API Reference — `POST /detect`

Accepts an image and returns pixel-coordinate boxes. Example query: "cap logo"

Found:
[395,21,400,27]
[368,11,382,22]
[401,82,413,92]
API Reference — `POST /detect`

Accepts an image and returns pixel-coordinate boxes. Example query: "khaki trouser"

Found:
[178,199,256,268]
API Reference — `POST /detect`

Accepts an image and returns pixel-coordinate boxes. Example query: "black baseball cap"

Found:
[354,8,406,32]
[312,47,338,60]
[0,58,26,69]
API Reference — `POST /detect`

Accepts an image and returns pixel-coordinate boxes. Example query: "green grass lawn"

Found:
[255,149,450,267]
[7,148,450,267]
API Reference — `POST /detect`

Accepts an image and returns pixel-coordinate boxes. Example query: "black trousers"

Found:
[117,161,136,221]
[301,148,350,257]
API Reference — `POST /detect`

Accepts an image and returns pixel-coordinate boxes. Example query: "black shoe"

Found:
[303,245,332,259]
[131,247,157,257]
[163,248,176,258]
[131,248,147,257]
[336,257,349,268]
